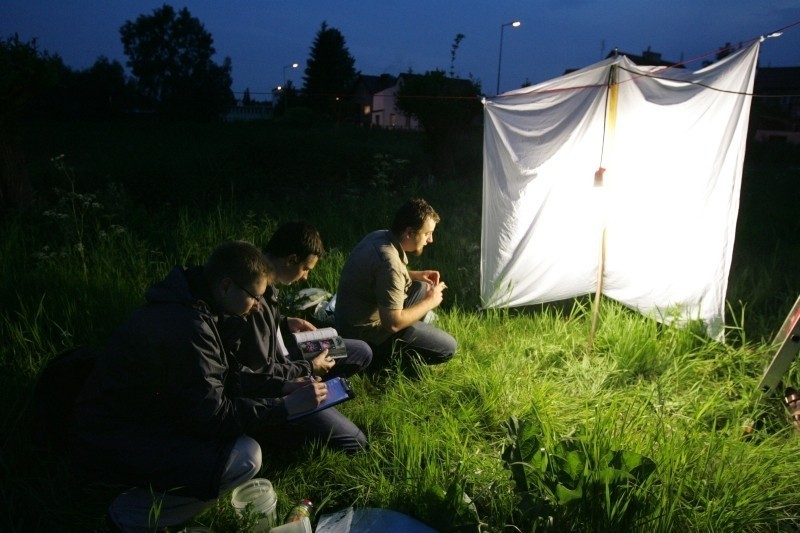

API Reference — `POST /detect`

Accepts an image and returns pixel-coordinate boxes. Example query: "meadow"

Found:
[1,118,799,532]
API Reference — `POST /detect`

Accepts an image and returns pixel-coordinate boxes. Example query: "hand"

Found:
[426,280,447,308]
[311,349,335,377]
[288,317,315,333]
[413,270,440,286]
[283,380,328,416]
[281,375,317,395]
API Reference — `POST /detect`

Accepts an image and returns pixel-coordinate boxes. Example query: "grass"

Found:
[1,121,799,531]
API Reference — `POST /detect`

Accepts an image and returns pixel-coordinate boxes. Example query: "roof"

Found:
[607,47,685,68]
[355,74,397,95]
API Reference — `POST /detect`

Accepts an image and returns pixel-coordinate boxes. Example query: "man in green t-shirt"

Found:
[335,198,456,367]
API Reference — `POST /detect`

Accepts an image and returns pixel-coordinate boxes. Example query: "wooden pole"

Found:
[588,64,618,352]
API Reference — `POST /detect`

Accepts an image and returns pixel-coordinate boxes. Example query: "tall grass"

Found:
[1,122,799,531]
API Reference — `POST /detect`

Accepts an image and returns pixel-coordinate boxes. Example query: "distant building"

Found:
[222,102,271,122]
[353,74,397,127]
[562,47,686,75]
[606,46,686,68]
[370,75,422,130]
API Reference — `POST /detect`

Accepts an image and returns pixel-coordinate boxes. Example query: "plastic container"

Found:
[269,516,312,533]
[231,478,278,532]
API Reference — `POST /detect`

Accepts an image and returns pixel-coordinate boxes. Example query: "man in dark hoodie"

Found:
[236,221,371,454]
[71,241,328,532]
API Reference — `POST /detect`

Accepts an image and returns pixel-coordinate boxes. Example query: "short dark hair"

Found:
[390,198,440,235]
[264,221,324,260]
[204,240,273,287]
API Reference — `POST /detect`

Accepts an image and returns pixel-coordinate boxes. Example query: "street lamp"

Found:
[283,62,299,89]
[496,20,521,95]
[280,63,298,114]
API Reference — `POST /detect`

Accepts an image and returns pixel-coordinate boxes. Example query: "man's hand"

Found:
[281,375,315,395]
[287,317,315,333]
[311,349,335,377]
[411,270,440,286]
[283,378,328,416]
[425,280,447,308]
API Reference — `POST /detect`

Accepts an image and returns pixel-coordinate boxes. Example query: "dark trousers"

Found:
[374,281,457,365]
[255,406,367,455]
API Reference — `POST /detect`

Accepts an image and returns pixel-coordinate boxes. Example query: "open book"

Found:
[293,327,348,360]
[286,377,355,421]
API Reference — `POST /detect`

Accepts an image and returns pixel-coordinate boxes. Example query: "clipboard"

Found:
[287,377,355,421]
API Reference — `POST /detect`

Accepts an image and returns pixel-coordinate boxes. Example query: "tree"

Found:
[0,34,58,210]
[302,21,358,119]
[80,56,134,118]
[119,4,234,120]
[45,56,133,119]
[273,80,300,117]
[396,70,482,179]
[449,33,465,78]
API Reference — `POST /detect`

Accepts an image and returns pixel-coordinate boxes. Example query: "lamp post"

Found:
[283,62,299,89]
[496,20,521,95]
[281,63,298,113]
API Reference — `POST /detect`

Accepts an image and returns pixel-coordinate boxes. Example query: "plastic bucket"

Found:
[269,516,312,533]
[231,478,278,531]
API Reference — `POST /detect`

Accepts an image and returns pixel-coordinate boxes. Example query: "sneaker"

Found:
[423,311,438,324]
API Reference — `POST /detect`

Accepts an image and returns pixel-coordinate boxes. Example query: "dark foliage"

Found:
[396,71,483,179]
[119,4,234,120]
[0,34,59,209]
[302,21,358,120]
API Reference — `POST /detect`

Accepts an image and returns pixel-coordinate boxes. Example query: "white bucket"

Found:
[231,478,278,532]
[269,516,312,533]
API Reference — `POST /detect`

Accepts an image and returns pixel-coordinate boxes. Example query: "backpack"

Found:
[31,346,99,452]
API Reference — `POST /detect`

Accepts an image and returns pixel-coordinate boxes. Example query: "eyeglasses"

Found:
[233,280,262,302]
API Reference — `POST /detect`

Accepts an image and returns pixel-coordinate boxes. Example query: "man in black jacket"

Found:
[72,241,327,532]
[236,221,371,454]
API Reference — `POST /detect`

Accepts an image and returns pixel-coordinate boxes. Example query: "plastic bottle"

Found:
[284,499,314,523]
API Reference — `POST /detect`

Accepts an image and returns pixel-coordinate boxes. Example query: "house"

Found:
[222,102,271,122]
[352,74,397,128]
[751,66,800,144]
[365,73,479,130]
[370,75,422,130]
[606,46,686,68]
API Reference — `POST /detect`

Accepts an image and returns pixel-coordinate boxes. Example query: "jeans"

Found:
[327,338,373,379]
[288,337,373,379]
[107,435,261,532]
[258,406,367,455]
[374,281,457,365]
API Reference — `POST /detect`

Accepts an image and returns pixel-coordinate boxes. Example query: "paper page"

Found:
[277,329,290,357]
[293,327,339,343]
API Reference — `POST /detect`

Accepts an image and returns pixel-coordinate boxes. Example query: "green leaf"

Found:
[556,482,583,504]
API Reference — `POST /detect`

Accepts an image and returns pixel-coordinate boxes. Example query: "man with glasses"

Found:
[72,241,329,532]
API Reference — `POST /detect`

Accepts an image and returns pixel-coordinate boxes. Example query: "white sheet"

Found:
[481,43,760,338]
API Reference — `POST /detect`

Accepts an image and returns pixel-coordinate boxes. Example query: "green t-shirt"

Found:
[335,230,410,345]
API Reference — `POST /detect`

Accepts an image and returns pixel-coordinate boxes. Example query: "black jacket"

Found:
[72,266,288,499]
[236,284,312,380]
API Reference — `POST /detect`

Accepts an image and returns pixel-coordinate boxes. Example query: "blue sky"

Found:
[3,1,799,98]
